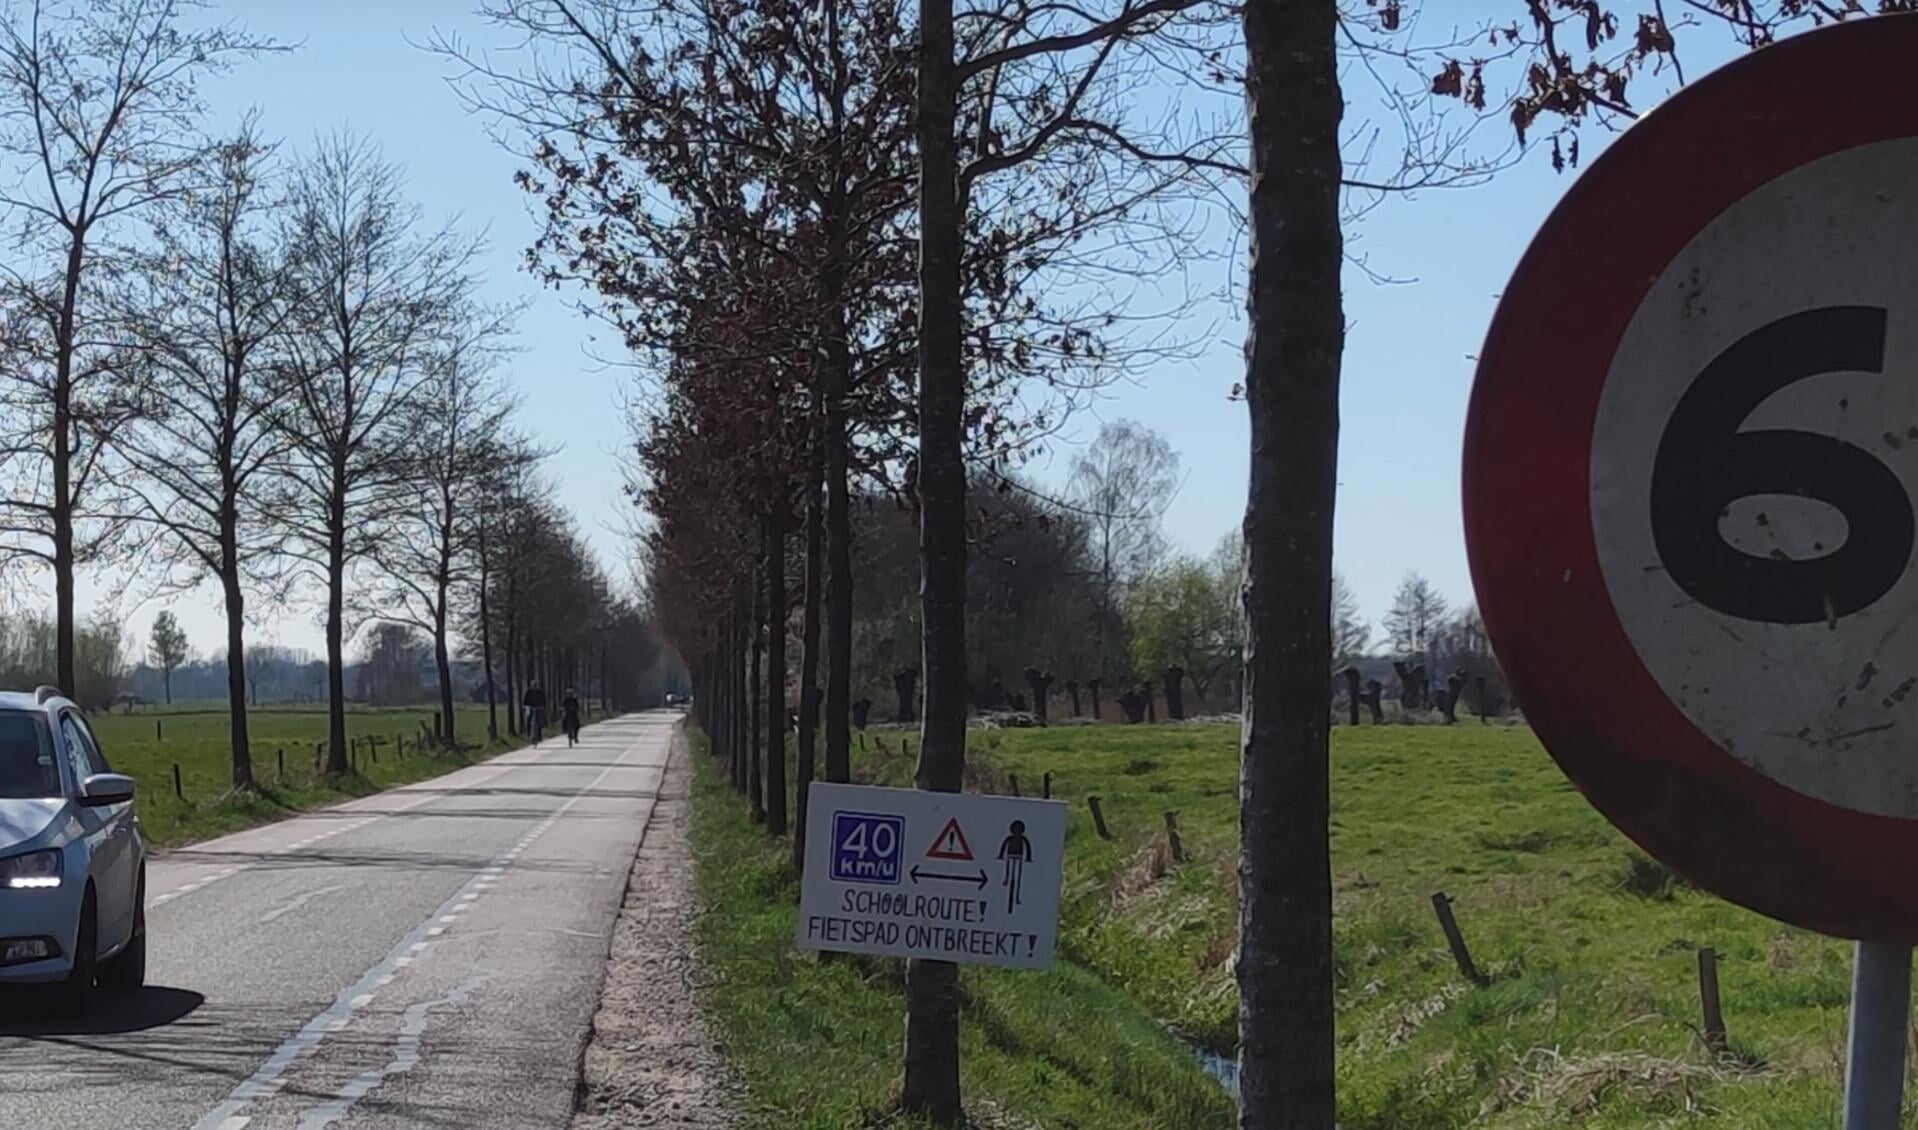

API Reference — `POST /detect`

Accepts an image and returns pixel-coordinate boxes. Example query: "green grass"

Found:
[90,703,527,847]
[688,730,1235,1129]
[928,721,1876,1129]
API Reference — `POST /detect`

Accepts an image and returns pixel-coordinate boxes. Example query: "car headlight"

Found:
[0,849,61,889]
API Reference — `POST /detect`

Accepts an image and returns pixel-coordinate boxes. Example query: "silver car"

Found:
[0,686,145,1004]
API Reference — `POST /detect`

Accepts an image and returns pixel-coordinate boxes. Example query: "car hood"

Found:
[0,797,65,850]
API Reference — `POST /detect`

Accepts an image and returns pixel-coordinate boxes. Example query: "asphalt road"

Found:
[0,710,676,1130]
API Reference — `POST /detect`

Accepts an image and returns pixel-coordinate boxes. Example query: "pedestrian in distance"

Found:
[562,687,581,747]
[522,681,547,745]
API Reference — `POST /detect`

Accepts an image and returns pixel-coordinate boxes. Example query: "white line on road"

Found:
[256,884,347,925]
[293,974,491,1130]
[188,729,654,1130]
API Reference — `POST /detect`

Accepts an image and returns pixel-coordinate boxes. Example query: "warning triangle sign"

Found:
[925,817,974,860]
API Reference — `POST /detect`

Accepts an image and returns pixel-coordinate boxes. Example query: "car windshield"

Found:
[0,710,58,800]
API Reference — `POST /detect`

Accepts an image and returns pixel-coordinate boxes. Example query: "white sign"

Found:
[797,782,1066,970]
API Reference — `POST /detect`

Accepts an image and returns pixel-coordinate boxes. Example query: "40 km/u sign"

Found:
[1465,15,1918,943]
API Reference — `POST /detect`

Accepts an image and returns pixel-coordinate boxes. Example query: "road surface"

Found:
[0,710,675,1130]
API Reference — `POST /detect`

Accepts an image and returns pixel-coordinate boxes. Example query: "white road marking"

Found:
[293,975,491,1129]
[257,884,347,926]
[189,731,653,1130]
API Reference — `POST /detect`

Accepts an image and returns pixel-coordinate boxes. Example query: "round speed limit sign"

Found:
[1464,16,1918,941]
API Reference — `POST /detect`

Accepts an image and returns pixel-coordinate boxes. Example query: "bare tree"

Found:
[146,610,187,704]
[911,0,1230,1113]
[0,0,276,694]
[1382,571,1447,658]
[1332,573,1368,668]
[365,327,519,750]
[270,133,480,775]
[1069,418,1181,676]
[114,123,303,787]
[463,436,545,742]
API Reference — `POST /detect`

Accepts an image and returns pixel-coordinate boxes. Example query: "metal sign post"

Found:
[1845,942,1912,1129]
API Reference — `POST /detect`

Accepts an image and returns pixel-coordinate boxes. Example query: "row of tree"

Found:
[0,1,657,788]
[443,0,1833,1124]
[440,0,1234,1110]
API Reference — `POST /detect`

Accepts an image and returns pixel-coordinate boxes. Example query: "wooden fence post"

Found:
[277,747,284,779]
[1087,795,1112,839]
[156,719,163,741]
[1698,947,1728,1055]
[1163,811,1185,862]
[1430,892,1488,986]
[1043,772,1052,799]
[172,763,183,801]
[1008,773,1020,797]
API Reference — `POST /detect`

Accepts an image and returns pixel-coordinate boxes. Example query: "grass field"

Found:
[88,703,528,847]
[911,721,1874,1130]
[688,732,1235,1130]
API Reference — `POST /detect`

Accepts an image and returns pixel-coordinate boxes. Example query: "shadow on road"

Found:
[0,986,205,1036]
[156,845,608,875]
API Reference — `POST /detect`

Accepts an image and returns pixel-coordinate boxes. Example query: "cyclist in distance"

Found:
[522,680,547,744]
[561,687,581,747]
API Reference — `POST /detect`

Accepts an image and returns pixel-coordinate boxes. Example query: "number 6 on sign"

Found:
[1650,305,1912,625]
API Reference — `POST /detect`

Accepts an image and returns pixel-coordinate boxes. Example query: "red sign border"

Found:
[1464,14,1918,941]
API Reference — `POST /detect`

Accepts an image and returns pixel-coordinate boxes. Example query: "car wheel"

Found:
[55,891,98,1010]
[99,873,146,992]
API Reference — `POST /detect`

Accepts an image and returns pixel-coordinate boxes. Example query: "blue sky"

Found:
[90,1,1747,657]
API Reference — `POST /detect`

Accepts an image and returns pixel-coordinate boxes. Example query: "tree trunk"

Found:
[1164,666,1186,721]
[796,444,825,871]
[1238,0,1343,1125]
[435,596,455,750]
[480,551,499,742]
[903,0,963,1117]
[895,668,919,724]
[504,552,520,738]
[749,565,765,823]
[716,628,731,779]
[325,463,349,775]
[733,609,749,793]
[52,232,83,698]
[766,507,789,836]
[221,563,254,789]
[1023,668,1052,725]
[824,331,854,785]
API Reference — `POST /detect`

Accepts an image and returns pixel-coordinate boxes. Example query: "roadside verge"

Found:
[574,724,743,1129]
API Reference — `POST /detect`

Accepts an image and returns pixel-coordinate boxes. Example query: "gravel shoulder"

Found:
[573,724,742,1129]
